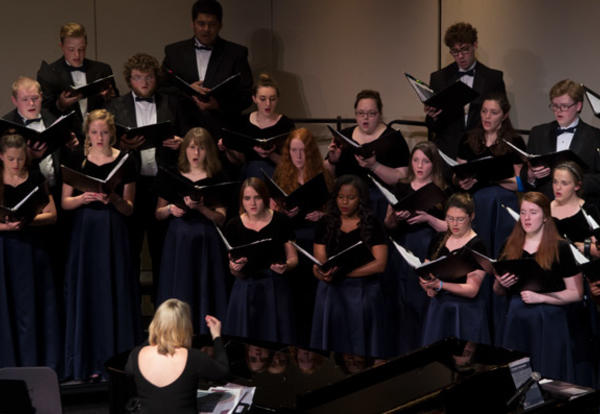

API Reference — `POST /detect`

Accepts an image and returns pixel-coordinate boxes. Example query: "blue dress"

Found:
[421,234,491,346]
[64,152,141,380]
[553,205,600,388]
[155,172,229,335]
[310,216,389,357]
[0,171,60,371]
[501,241,579,382]
[223,212,295,344]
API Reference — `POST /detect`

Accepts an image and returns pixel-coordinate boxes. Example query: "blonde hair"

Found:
[60,22,87,43]
[148,299,193,355]
[83,109,116,156]
[177,127,222,176]
[11,76,41,98]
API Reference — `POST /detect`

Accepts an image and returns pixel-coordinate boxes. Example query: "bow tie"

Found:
[195,44,212,51]
[24,117,41,125]
[458,69,475,77]
[65,62,86,73]
[135,96,154,103]
[556,126,577,134]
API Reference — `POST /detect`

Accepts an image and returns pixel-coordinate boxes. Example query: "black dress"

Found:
[234,114,295,179]
[334,125,409,220]
[501,240,579,382]
[0,171,60,371]
[155,172,229,335]
[223,212,296,343]
[64,151,141,380]
[125,338,229,414]
[310,216,389,357]
[421,234,491,346]
[553,203,600,388]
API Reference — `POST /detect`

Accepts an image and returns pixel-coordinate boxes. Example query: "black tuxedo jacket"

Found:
[37,57,118,136]
[162,36,252,131]
[426,61,505,158]
[108,92,191,167]
[523,119,600,202]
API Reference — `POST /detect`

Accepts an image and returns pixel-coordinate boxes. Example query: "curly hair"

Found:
[123,53,161,89]
[444,22,477,47]
[273,128,333,194]
[465,92,519,156]
[322,175,376,255]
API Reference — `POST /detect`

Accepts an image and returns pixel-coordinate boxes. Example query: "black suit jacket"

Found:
[37,57,118,136]
[108,92,191,167]
[162,36,252,134]
[426,61,505,158]
[523,119,600,202]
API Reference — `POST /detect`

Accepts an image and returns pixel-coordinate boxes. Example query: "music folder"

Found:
[261,171,329,213]
[584,86,600,118]
[390,237,475,282]
[503,139,589,172]
[157,166,240,208]
[116,121,174,149]
[0,111,75,154]
[221,128,289,153]
[61,152,130,194]
[567,242,600,282]
[326,125,374,158]
[0,184,49,223]
[405,72,479,110]
[165,68,240,102]
[469,249,566,293]
[368,175,445,213]
[214,224,275,270]
[438,149,515,182]
[67,74,115,98]
[291,240,374,273]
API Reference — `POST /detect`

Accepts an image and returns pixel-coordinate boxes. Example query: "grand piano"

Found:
[106,336,599,413]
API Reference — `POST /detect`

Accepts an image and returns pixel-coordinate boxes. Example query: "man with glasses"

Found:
[523,79,600,201]
[425,22,505,158]
[162,0,252,140]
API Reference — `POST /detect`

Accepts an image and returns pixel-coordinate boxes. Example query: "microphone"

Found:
[507,371,542,407]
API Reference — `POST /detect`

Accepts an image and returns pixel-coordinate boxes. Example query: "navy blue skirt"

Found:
[502,296,574,382]
[421,288,491,346]
[0,231,60,371]
[64,206,141,380]
[224,270,295,344]
[157,216,228,334]
[310,275,387,357]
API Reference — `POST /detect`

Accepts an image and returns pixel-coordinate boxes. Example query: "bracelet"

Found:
[434,280,443,292]
[584,239,592,258]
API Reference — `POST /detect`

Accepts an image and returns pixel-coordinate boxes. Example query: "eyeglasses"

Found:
[355,111,379,118]
[549,102,577,112]
[446,216,468,223]
[449,45,473,56]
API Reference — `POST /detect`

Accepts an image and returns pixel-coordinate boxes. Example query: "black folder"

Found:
[165,68,240,102]
[221,128,289,153]
[469,249,566,293]
[405,72,479,111]
[291,240,374,273]
[116,121,174,149]
[215,225,276,270]
[438,149,515,182]
[369,175,446,213]
[326,125,374,158]
[503,139,589,172]
[0,111,75,154]
[0,184,49,223]
[584,86,600,118]
[67,74,114,98]
[61,153,130,194]
[156,166,240,208]
[262,171,329,212]
[390,238,476,282]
